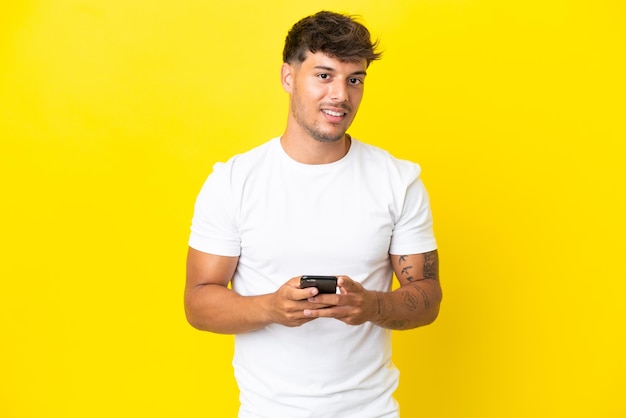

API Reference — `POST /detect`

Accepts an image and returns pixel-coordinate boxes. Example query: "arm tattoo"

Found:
[404,289,419,311]
[380,251,440,330]
[410,283,431,310]
[398,250,439,282]
[385,319,409,329]
[423,250,439,281]
[398,254,415,282]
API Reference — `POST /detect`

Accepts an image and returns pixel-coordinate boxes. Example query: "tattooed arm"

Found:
[303,250,442,330]
[373,250,442,330]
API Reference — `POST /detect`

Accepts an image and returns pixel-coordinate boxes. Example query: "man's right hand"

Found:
[266,277,327,327]
[186,249,335,334]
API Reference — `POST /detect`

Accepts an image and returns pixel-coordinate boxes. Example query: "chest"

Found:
[237,165,395,274]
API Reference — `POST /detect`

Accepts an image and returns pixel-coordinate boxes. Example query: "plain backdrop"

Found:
[1,1,625,417]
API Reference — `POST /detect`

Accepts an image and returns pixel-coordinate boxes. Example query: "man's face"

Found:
[283,52,367,143]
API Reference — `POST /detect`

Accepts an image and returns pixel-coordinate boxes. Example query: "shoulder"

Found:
[210,138,279,178]
[197,138,279,200]
[352,139,422,181]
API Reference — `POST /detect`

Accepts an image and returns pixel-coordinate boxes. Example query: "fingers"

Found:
[307,276,357,303]
[285,276,319,300]
[336,275,352,293]
[296,284,319,300]
[275,275,365,325]
[305,276,374,325]
[269,277,322,327]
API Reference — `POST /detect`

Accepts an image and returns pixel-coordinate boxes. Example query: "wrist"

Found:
[371,291,386,325]
[255,293,275,327]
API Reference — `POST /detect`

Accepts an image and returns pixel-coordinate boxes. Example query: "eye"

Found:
[317,73,330,80]
[349,77,363,86]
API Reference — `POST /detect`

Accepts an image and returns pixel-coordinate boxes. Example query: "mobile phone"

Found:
[300,275,338,294]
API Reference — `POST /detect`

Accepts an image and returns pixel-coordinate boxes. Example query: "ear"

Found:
[281,62,294,94]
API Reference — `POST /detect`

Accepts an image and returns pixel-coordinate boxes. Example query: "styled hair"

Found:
[283,11,382,67]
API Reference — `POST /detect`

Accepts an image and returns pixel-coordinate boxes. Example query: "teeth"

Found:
[323,109,345,117]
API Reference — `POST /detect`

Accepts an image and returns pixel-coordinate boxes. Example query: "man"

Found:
[185,10,442,418]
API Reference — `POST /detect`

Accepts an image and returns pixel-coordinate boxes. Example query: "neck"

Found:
[280,132,351,165]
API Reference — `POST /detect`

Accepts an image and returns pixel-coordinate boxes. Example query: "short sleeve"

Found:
[388,168,437,256]
[188,161,241,256]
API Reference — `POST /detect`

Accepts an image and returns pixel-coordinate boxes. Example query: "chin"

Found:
[314,136,344,143]
[310,129,347,143]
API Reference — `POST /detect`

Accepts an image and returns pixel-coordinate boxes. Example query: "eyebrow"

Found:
[313,65,368,77]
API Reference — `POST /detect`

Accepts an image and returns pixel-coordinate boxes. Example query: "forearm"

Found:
[371,279,442,330]
[184,284,273,334]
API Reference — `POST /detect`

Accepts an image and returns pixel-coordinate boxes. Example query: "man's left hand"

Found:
[303,276,379,326]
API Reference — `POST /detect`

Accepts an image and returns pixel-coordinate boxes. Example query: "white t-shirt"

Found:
[189,137,437,418]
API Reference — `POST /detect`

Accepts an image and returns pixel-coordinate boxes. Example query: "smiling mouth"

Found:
[322,109,347,117]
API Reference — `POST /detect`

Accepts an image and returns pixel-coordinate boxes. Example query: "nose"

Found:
[329,79,348,102]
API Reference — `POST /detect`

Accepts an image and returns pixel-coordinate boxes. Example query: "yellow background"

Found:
[1,0,624,417]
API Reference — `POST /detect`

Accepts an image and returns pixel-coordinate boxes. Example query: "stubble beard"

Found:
[291,88,349,143]
[303,121,345,143]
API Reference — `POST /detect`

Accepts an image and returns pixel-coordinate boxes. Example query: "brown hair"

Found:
[283,11,382,67]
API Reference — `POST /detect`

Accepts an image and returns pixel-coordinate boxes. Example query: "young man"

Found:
[185,11,441,418]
